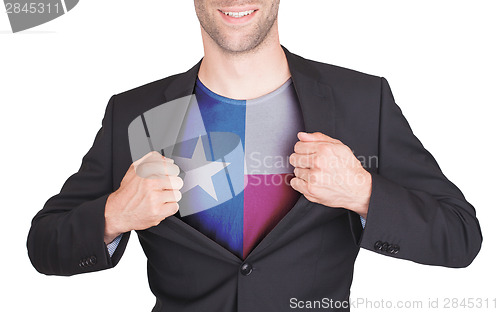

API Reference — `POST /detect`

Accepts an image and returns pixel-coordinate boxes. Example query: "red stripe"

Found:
[242,173,300,259]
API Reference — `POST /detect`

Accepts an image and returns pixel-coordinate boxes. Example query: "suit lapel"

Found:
[245,47,337,258]
[163,60,201,102]
[156,47,338,261]
[283,46,336,137]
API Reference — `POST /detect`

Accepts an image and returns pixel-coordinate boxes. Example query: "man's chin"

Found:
[215,35,267,55]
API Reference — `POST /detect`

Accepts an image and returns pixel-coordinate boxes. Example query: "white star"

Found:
[173,135,230,201]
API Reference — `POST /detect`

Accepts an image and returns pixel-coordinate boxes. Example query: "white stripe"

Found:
[60,0,68,13]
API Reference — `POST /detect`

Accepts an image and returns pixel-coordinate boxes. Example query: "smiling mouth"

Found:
[219,9,257,18]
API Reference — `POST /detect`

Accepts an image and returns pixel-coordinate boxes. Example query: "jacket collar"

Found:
[163,45,336,137]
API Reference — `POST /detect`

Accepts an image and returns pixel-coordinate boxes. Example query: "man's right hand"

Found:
[103,151,183,244]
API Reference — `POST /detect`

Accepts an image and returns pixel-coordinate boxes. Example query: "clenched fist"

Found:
[104,151,184,244]
[289,132,372,219]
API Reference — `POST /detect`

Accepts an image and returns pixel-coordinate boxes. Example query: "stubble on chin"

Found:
[195,1,280,55]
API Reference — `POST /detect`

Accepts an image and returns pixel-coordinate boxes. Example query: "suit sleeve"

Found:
[27,95,130,276]
[351,77,482,268]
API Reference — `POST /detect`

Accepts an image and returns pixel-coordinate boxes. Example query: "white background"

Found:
[1,1,499,311]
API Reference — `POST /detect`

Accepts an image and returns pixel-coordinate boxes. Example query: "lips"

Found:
[218,7,258,24]
[220,10,256,18]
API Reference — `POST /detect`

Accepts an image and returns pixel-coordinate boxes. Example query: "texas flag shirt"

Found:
[173,77,305,259]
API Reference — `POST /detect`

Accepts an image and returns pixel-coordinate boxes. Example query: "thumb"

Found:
[297,132,340,143]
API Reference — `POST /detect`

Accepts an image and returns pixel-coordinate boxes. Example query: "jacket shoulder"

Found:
[109,70,193,126]
[292,52,382,88]
[113,73,182,104]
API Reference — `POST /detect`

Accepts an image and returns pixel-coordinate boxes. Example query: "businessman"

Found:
[27,1,482,311]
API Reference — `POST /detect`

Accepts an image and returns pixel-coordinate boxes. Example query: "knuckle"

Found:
[164,157,175,164]
[320,144,334,156]
[138,162,152,171]
[338,144,351,155]
[317,144,328,153]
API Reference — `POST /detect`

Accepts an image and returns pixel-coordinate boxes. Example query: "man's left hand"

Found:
[289,132,372,219]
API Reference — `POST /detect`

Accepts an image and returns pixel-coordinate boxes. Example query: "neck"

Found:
[197,24,291,100]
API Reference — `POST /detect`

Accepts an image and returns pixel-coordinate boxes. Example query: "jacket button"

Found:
[79,258,87,267]
[387,244,395,254]
[89,256,97,265]
[240,263,253,276]
[381,242,389,252]
[393,245,400,254]
[374,241,383,250]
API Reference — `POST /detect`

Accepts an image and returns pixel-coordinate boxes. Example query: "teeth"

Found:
[222,10,255,18]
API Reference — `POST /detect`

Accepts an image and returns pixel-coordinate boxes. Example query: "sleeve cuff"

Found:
[360,216,366,229]
[106,234,123,257]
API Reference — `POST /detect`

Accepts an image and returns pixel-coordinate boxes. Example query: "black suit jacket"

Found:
[27,46,482,311]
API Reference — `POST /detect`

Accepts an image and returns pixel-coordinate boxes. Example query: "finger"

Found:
[142,154,175,166]
[163,157,174,164]
[293,167,311,181]
[161,176,184,190]
[290,177,315,198]
[294,141,335,155]
[158,189,182,203]
[161,202,180,217]
[294,141,315,154]
[290,177,319,203]
[298,132,342,144]
[165,163,180,176]
[136,162,180,179]
[147,162,180,176]
[289,153,315,168]
[135,162,164,178]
